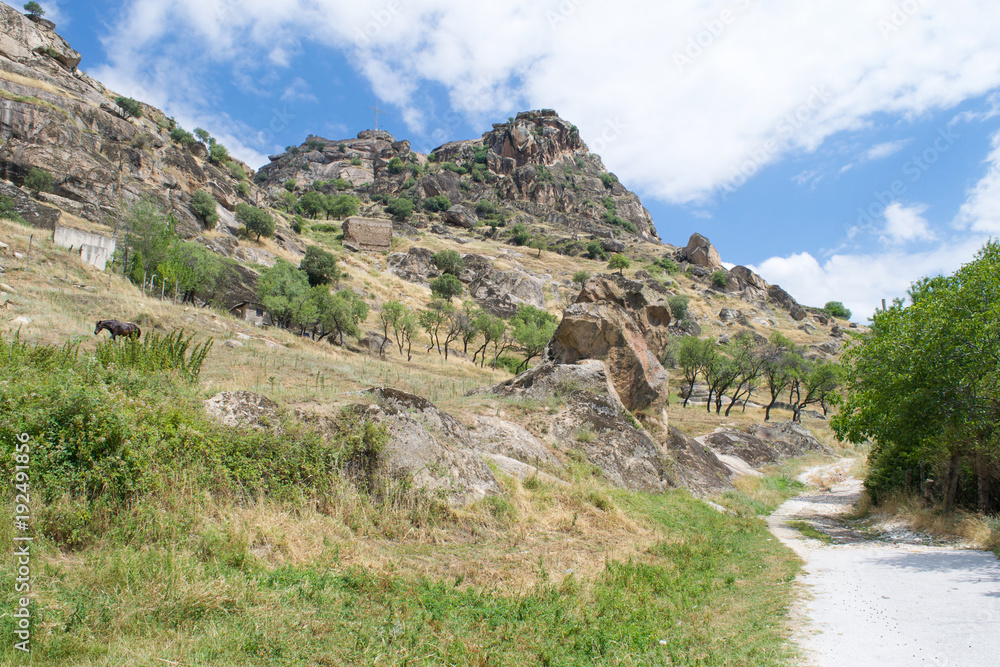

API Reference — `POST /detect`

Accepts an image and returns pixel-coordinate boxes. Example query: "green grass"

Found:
[787,521,834,544]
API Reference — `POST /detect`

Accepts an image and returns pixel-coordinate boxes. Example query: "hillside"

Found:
[0,6,863,664]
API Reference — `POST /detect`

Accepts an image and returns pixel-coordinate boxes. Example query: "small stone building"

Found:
[229,301,272,327]
[342,216,391,252]
[53,224,116,271]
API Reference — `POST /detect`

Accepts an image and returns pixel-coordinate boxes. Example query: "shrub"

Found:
[432,249,465,276]
[291,215,305,234]
[332,178,352,190]
[385,197,414,221]
[96,330,212,382]
[475,199,499,216]
[427,152,437,163]
[226,161,246,181]
[600,172,618,189]
[402,177,416,189]
[208,142,229,165]
[824,301,852,320]
[585,240,607,260]
[300,245,340,286]
[326,194,359,220]
[441,162,467,175]
[510,223,530,246]
[608,253,630,275]
[572,270,591,286]
[350,157,362,166]
[387,157,405,174]
[0,194,22,222]
[430,273,463,300]
[653,256,680,274]
[235,203,274,241]
[668,295,690,321]
[189,189,219,229]
[170,127,196,146]
[422,195,451,212]
[710,269,729,288]
[24,167,52,195]
[114,96,143,120]
[283,179,297,192]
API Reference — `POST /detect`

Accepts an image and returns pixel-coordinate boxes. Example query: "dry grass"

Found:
[0,68,67,96]
[863,493,1000,553]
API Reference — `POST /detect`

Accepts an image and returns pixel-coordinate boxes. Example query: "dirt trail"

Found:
[769,460,1000,666]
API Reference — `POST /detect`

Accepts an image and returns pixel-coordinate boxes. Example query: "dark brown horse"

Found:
[95,320,141,341]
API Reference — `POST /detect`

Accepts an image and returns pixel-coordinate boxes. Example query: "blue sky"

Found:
[37,0,1000,321]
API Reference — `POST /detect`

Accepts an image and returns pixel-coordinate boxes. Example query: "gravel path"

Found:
[768,460,1000,666]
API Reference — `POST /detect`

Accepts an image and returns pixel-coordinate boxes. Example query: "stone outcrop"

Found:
[387,246,439,284]
[442,203,477,228]
[768,285,808,321]
[467,267,546,317]
[0,4,80,69]
[547,275,670,411]
[663,427,733,493]
[698,421,832,469]
[204,391,281,431]
[342,216,391,252]
[682,233,724,269]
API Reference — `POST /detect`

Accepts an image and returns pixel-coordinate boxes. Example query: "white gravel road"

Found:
[768,460,1000,667]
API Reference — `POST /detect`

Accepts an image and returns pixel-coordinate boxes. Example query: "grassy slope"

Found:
[0,216,835,664]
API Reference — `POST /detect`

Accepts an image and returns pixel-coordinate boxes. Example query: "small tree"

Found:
[710,269,729,289]
[208,143,229,165]
[23,167,52,196]
[528,236,547,258]
[511,305,558,372]
[585,240,607,260]
[283,179,297,192]
[387,157,405,174]
[509,223,530,246]
[325,194,359,220]
[432,249,465,276]
[824,301,852,320]
[315,287,369,345]
[297,191,327,219]
[170,127,196,146]
[608,253,630,276]
[572,270,591,287]
[189,189,219,229]
[385,197,414,221]
[235,203,274,241]
[300,245,340,286]
[194,128,211,144]
[23,2,44,18]
[668,294,690,321]
[115,97,143,121]
[430,273,463,301]
[422,195,451,212]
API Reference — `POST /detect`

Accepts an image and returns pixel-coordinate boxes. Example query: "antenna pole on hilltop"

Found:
[367,103,386,131]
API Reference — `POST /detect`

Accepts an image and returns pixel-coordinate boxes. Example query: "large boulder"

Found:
[663,427,734,493]
[698,421,832,469]
[767,285,808,321]
[203,391,281,431]
[682,233,724,270]
[468,268,546,317]
[547,277,670,412]
[443,204,477,229]
[386,246,439,284]
[0,4,81,69]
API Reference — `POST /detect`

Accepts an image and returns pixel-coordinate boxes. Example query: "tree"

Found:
[721,332,768,416]
[511,305,558,372]
[297,191,327,219]
[315,287,369,345]
[235,203,274,241]
[170,127,196,146]
[159,240,223,304]
[115,97,143,121]
[208,143,229,165]
[760,332,803,421]
[711,269,729,289]
[668,294,690,322]
[471,311,507,368]
[385,197,414,221]
[585,240,607,260]
[280,191,297,213]
[422,195,451,212]
[283,179,297,192]
[677,336,715,408]
[257,260,312,329]
[509,223,530,246]
[824,301,852,320]
[299,245,340,286]
[194,128,211,144]
[189,189,219,229]
[387,157,405,174]
[419,306,448,354]
[432,249,465,276]
[326,194,359,220]
[122,198,175,284]
[379,301,406,358]
[430,273,463,301]
[23,167,52,196]
[572,270,591,288]
[528,236,548,258]
[608,253,630,276]
[23,2,44,17]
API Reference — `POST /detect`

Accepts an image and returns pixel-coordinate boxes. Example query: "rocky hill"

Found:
[0,4,857,502]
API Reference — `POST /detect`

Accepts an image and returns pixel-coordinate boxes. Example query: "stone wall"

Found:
[53,224,115,271]
[342,216,391,252]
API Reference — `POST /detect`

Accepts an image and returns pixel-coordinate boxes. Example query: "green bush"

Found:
[510,223,530,246]
[385,197,414,221]
[350,157,362,166]
[475,200,499,216]
[441,162,467,176]
[711,269,729,289]
[668,295,690,321]
[226,161,246,181]
[170,127,196,146]
[387,157,405,174]
[189,189,219,229]
[326,194,359,220]
[95,330,212,382]
[600,172,618,189]
[208,143,229,165]
[284,179,297,192]
[300,245,340,286]
[585,240,607,260]
[824,301,852,320]
[114,96,143,120]
[653,256,680,274]
[432,249,465,276]
[0,194,22,222]
[24,167,52,195]
[430,273,463,300]
[422,195,451,212]
[332,178,352,190]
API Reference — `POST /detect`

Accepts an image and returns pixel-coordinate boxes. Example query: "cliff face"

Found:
[0,3,257,239]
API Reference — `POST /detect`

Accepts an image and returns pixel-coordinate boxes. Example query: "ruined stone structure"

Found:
[53,224,115,271]
[342,216,391,252]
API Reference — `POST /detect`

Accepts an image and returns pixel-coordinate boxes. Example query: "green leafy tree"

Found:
[297,191,328,219]
[379,301,406,358]
[528,236,548,258]
[711,269,729,289]
[115,97,143,120]
[193,128,211,144]
[280,191,297,213]
[170,127,196,146]
[385,197,414,221]
[511,305,558,372]
[208,143,229,165]
[23,2,44,18]
[257,260,313,329]
[122,198,175,284]
[668,294,690,322]
[419,307,448,354]
[608,253,630,276]
[430,273,463,301]
[432,249,465,276]
[824,301,852,320]
[509,223,530,246]
[235,203,274,241]
[189,189,219,229]
[314,287,368,345]
[677,337,716,408]
[23,167,52,195]
[585,240,607,260]
[299,245,340,287]
[283,179,297,192]
[760,332,803,422]
[387,157,405,174]
[226,161,246,182]
[325,194,359,220]
[422,195,451,212]
[572,270,591,287]
[159,240,223,304]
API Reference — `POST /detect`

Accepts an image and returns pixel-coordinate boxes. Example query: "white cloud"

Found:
[281,77,317,103]
[881,202,935,244]
[864,139,909,161]
[751,236,990,322]
[93,0,1000,194]
[955,129,1000,233]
